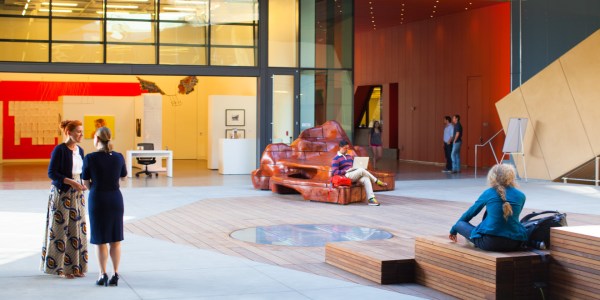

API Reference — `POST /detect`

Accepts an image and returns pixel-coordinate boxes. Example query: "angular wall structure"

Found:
[496,30,600,180]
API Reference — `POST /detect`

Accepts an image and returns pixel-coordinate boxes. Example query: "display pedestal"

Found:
[218,139,256,174]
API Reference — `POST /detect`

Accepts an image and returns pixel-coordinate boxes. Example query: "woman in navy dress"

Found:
[82,126,127,286]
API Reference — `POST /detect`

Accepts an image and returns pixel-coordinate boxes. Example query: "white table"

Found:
[126,150,173,178]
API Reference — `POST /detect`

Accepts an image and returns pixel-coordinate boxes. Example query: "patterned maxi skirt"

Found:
[41,183,88,276]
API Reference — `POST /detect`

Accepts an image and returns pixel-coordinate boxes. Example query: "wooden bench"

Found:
[415,235,548,300]
[325,239,415,284]
[549,225,600,299]
[252,120,395,204]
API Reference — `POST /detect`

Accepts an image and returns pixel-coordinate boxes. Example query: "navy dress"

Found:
[82,151,127,245]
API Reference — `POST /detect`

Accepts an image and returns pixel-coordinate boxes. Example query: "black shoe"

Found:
[108,273,119,286]
[96,273,108,286]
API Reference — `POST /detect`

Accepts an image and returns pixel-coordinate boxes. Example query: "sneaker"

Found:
[442,169,451,173]
[367,198,380,206]
[375,179,388,187]
[537,241,547,250]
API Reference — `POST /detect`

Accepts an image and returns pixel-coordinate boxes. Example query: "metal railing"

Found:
[561,156,600,186]
[474,129,503,178]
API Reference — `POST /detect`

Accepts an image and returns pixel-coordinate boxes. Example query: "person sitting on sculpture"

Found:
[330,140,388,206]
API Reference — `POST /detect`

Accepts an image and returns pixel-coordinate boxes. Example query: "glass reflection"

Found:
[230,224,393,247]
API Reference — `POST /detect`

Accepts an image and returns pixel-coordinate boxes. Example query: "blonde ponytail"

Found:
[487,164,517,220]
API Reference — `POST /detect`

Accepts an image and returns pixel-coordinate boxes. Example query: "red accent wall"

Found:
[1,81,142,159]
[355,4,511,167]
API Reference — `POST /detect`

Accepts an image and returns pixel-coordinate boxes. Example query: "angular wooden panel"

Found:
[496,88,550,180]
[520,61,594,179]
[560,30,600,156]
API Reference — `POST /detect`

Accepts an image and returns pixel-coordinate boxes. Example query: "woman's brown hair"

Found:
[60,120,82,135]
[95,126,113,153]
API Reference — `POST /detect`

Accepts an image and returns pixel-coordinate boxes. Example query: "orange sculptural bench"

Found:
[251,120,395,205]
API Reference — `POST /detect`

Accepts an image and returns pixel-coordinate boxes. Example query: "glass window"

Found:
[105,0,155,20]
[301,70,353,136]
[268,0,297,67]
[159,22,207,45]
[210,0,258,24]
[52,19,103,42]
[300,0,352,69]
[0,42,48,62]
[107,44,155,64]
[43,0,101,18]
[159,0,208,24]
[210,47,254,66]
[160,46,206,65]
[211,25,255,46]
[107,20,154,43]
[1,0,48,16]
[52,43,103,63]
[0,18,49,40]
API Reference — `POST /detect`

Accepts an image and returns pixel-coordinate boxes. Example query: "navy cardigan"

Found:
[48,143,84,192]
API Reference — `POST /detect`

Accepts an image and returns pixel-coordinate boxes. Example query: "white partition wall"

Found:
[207,95,256,170]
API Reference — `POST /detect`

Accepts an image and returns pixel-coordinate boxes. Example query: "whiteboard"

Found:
[502,118,528,153]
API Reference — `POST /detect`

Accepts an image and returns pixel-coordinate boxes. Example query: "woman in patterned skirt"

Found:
[41,120,88,278]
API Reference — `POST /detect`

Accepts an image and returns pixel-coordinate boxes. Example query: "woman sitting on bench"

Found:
[449,164,528,252]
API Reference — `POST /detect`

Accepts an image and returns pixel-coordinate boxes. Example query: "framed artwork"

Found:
[225,109,245,126]
[225,129,245,139]
[84,115,116,139]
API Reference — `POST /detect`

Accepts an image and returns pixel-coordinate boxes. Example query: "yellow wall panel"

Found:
[560,30,600,156]
[520,61,594,179]
[496,89,550,180]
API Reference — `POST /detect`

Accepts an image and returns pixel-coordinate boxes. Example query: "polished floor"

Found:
[1,159,599,299]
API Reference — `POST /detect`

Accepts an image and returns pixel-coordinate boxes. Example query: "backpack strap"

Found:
[520,210,560,223]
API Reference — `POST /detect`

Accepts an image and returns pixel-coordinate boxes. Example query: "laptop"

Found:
[347,156,369,172]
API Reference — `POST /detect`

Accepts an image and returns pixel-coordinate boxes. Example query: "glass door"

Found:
[270,72,299,144]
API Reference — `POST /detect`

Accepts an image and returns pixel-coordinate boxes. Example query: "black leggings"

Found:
[454,221,523,252]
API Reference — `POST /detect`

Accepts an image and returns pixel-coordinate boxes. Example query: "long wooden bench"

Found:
[415,235,548,300]
[549,225,600,299]
[325,239,415,284]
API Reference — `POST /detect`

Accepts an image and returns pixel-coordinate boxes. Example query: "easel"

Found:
[501,118,528,182]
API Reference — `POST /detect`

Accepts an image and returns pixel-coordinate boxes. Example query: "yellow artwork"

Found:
[84,115,116,139]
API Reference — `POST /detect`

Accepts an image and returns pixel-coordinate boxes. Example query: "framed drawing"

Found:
[225,129,245,139]
[225,109,245,126]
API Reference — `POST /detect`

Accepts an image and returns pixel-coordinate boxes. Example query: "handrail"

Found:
[561,156,600,186]
[474,129,504,178]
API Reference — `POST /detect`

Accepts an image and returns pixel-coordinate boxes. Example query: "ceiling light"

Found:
[42,2,78,6]
[163,7,197,11]
[40,8,72,12]
[107,4,139,9]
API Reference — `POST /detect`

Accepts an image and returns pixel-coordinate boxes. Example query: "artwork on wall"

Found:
[226,129,245,139]
[225,109,245,126]
[84,115,116,139]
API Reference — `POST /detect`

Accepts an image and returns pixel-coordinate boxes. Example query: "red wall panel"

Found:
[355,4,511,167]
[1,81,141,159]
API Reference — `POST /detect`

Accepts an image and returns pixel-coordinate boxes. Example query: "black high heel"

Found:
[96,273,108,286]
[108,273,119,286]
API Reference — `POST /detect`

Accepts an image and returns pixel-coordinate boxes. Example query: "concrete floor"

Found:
[1,160,599,299]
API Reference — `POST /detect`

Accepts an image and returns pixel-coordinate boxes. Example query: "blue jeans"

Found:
[451,141,462,171]
[454,221,523,252]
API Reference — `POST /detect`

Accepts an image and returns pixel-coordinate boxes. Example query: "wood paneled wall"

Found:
[355,4,511,166]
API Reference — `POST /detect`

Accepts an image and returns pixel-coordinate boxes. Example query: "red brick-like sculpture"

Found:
[251,120,395,204]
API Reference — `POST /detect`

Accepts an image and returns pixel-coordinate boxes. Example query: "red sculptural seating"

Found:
[251,120,395,205]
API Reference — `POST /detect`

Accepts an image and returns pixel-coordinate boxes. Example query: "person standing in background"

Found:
[369,121,383,168]
[442,116,454,173]
[451,114,463,173]
[42,120,88,278]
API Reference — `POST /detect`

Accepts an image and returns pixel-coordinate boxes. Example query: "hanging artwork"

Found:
[136,77,165,95]
[178,76,198,95]
[84,115,116,139]
[225,109,245,126]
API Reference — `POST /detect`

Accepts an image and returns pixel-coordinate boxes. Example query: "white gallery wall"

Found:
[207,95,257,169]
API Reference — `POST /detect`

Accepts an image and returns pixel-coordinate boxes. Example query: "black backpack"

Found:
[520,210,568,249]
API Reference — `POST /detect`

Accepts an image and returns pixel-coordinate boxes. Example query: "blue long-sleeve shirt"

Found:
[450,187,528,241]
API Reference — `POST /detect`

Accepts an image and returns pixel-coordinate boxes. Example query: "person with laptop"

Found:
[330,140,388,206]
